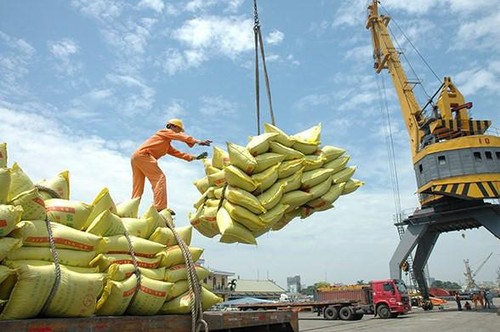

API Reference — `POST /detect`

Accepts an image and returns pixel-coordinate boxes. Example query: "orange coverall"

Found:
[131,129,197,211]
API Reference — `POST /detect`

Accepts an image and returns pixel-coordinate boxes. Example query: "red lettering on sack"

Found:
[0,220,7,227]
[46,206,76,214]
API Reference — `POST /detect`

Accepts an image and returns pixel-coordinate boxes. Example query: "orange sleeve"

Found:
[158,129,197,147]
[168,145,194,161]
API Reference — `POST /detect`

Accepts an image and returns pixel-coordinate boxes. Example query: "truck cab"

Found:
[370,279,411,318]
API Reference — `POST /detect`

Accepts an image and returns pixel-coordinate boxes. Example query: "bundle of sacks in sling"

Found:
[0,142,221,320]
[189,123,364,244]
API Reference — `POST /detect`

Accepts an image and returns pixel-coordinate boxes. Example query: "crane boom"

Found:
[366,0,500,207]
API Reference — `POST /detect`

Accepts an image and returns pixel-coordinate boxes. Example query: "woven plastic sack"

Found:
[259,203,288,230]
[217,207,256,245]
[212,146,230,169]
[45,198,93,230]
[83,187,117,230]
[272,208,301,231]
[291,123,321,144]
[301,168,334,190]
[37,170,70,200]
[303,155,325,171]
[0,143,6,168]
[116,197,140,218]
[275,170,303,193]
[224,165,257,192]
[193,176,210,194]
[252,164,279,193]
[90,253,161,271]
[104,235,166,258]
[0,204,23,237]
[305,176,333,199]
[96,274,137,316]
[0,237,22,261]
[323,155,350,173]
[254,152,285,173]
[86,210,126,237]
[149,225,192,246]
[166,280,189,301]
[332,166,356,184]
[225,185,266,214]
[160,287,222,314]
[9,188,46,221]
[7,247,97,267]
[127,275,173,315]
[307,182,346,209]
[227,142,257,174]
[264,123,294,147]
[0,167,10,204]
[281,190,314,212]
[11,220,104,252]
[207,168,226,187]
[7,163,34,202]
[246,132,278,156]
[0,264,16,300]
[122,216,155,239]
[342,178,364,195]
[222,200,266,233]
[142,205,170,235]
[157,245,204,268]
[277,159,304,179]
[257,182,285,211]
[164,264,211,283]
[189,206,219,238]
[320,145,346,162]
[269,141,304,161]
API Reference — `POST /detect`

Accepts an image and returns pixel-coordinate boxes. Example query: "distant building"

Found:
[287,275,302,293]
[228,279,286,301]
[201,268,235,302]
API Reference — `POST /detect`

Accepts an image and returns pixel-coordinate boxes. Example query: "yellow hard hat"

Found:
[167,118,184,132]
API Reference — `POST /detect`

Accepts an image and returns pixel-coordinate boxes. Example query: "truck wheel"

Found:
[353,313,364,320]
[323,306,338,320]
[377,305,391,319]
[339,306,354,320]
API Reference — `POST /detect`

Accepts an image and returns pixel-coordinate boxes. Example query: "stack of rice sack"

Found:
[189,123,364,245]
[0,142,221,320]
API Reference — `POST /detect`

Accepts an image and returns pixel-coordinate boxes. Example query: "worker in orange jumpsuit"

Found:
[131,118,211,214]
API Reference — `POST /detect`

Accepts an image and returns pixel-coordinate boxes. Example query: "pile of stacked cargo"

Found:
[0,142,221,320]
[189,123,363,244]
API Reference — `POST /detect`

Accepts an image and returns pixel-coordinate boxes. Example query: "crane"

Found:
[464,252,493,291]
[366,0,500,310]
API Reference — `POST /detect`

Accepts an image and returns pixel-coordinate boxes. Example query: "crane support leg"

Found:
[412,231,440,299]
[474,209,500,238]
[389,223,429,280]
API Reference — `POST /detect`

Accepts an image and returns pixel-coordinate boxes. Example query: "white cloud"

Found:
[267,30,284,45]
[454,65,500,96]
[48,38,82,76]
[137,0,164,13]
[199,96,238,117]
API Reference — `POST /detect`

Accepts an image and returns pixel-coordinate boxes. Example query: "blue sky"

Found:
[1,0,499,288]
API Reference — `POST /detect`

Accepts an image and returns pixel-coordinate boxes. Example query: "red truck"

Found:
[316,279,411,319]
[236,279,411,321]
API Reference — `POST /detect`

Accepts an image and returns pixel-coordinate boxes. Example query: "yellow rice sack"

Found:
[189,206,219,238]
[160,287,222,314]
[9,188,46,221]
[42,266,104,318]
[281,190,314,211]
[301,168,334,190]
[0,265,16,300]
[275,170,303,193]
[246,132,278,156]
[291,123,321,145]
[269,142,304,161]
[252,164,279,193]
[323,155,350,173]
[7,247,97,267]
[300,203,334,218]
[257,182,285,211]
[303,154,325,171]
[0,237,22,261]
[227,142,257,174]
[0,142,7,168]
[307,182,346,209]
[106,263,137,281]
[212,146,230,169]
[217,207,256,245]
[127,275,173,316]
[45,198,93,230]
[140,267,166,281]
[0,204,23,237]
[272,209,301,231]
[320,145,346,162]
[37,170,70,200]
[122,216,156,239]
[342,178,364,195]
[332,166,356,184]
[0,167,10,204]
[193,176,210,194]
[305,177,333,199]
[259,203,288,230]
[254,152,285,173]
[116,197,140,218]
[104,235,166,258]
[11,220,105,252]
[264,123,294,147]
[207,168,226,187]
[277,159,304,178]
[142,205,170,234]
[7,163,34,202]
[291,140,320,155]
[96,274,138,316]
[83,187,117,230]
[86,210,126,236]
[0,263,56,319]
[225,185,266,214]
[167,280,189,301]
[164,264,211,283]
[204,198,221,208]
[157,246,204,268]
[224,165,257,192]
[90,253,161,271]
[149,225,193,247]
[222,201,266,232]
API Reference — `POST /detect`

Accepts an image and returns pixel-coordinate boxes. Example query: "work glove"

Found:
[195,152,208,160]
[198,140,212,146]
